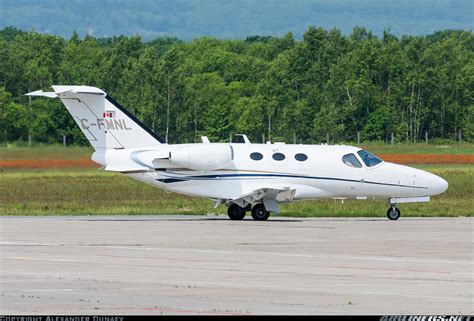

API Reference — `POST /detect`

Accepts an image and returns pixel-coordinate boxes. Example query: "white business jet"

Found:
[27,86,448,221]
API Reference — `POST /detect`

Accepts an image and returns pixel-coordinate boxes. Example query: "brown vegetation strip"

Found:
[379,154,474,164]
[1,154,473,169]
[1,159,99,169]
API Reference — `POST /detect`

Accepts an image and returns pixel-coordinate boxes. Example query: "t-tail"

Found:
[26,85,164,150]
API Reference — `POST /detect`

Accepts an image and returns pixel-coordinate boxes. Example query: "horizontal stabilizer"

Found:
[26,86,106,98]
[25,90,58,98]
[52,85,105,95]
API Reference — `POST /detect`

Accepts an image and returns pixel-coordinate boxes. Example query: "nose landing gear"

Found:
[387,206,401,220]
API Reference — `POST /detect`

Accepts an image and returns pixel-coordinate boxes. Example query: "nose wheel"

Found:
[387,207,400,220]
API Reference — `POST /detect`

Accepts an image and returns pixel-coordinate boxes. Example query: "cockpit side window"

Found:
[357,150,383,167]
[342,153,362,168]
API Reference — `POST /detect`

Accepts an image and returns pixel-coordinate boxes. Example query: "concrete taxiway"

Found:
[0,216,472,315]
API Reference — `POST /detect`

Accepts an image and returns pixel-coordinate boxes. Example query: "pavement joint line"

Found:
[1,256,78,262]
[64,282,472,303]
[12,280,472,304]
[2,242,471,265]
[1,257,470,277]
[2,268,472,298]
[22,289,79,292]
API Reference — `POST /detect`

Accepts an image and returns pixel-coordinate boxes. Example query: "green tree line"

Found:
[0,26,473,145]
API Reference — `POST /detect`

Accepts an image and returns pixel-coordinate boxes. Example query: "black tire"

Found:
[387,207,400,220]
[251,203,270,221]
[227,203,246,220]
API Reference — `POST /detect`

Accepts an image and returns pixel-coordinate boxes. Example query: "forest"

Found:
[0,26,473,145]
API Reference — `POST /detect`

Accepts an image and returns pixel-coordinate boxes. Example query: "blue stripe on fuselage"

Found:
[156,173,427,189]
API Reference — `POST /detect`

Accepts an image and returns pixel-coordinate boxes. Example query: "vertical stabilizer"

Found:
[26,85,164,150]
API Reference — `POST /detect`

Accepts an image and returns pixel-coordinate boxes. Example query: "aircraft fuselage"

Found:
[92,143,448,202]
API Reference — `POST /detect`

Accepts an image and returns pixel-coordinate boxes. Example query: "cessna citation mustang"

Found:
[27,86,449,221]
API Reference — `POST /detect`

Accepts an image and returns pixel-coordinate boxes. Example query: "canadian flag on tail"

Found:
[103,111,116,118]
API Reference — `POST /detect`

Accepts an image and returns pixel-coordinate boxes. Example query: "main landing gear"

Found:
[387,206,401,220]
[227,203,246,220]
[227,203,270,221]
[251,203,270,221]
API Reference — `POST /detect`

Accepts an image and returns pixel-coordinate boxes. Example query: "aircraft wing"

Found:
[226,188,296,213]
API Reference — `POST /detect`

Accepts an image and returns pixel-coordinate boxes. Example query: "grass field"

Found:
[0,144,93,160]
[1,143,473,217]
[1,165,472,217]
[2,142,474,160]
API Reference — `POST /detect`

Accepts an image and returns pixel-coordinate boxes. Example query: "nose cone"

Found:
[423,172,449,196]
[433,175,449,195]
[379,162,449,197]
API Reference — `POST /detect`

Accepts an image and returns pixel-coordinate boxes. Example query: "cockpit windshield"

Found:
[357,150,383,167]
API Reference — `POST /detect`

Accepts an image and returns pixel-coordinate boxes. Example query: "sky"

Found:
[0,0,472,40]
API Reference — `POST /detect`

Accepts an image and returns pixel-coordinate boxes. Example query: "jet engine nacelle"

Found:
[169,144,233,171]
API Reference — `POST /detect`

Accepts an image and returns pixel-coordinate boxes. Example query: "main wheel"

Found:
[227,203,246,220]
[387,207,400,220]
[251,203,270,221]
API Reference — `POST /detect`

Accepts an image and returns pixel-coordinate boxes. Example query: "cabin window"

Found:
[250,152,263,161]
[342,153,362,168]
[272,153,286,161]
[357,150,383,167]
[294,153,308,162]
